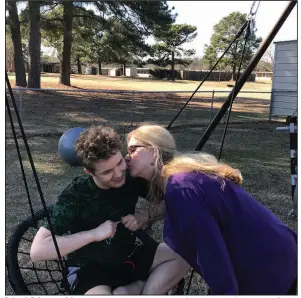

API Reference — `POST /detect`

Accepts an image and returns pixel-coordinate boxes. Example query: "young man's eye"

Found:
[102,170,112,175]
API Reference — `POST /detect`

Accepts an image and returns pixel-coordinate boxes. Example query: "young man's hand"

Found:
[122,213,149,231]
[91,220,117,241]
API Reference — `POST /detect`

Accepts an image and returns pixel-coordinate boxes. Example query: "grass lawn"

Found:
[8,72,272,92]
[5,123,296,295]
[6,74,293,295]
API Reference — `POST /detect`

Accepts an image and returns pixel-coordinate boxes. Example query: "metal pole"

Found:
[19,88,23,121]
[289,116,297,215]
[209,91,215,124]
[195,1,296,151]
[268,91,273,121]
[130,90,134,127]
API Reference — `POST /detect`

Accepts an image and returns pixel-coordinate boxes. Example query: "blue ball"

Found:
[58,127,85,166]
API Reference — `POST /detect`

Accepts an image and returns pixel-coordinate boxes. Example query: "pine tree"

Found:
[148,24,197,80]
[203,12,262,80]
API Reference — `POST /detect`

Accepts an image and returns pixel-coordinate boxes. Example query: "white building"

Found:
[125,67,137,77]
[270,40,297,118]
[137,68,153,78]
[256,71,273,81]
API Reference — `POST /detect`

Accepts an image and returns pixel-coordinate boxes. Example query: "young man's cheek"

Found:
[100,173,112,183]
[121,162,127,171]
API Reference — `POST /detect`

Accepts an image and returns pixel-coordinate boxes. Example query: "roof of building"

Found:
[273,39,297,44]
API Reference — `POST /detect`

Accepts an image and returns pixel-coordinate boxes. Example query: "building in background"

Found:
[270,40,297,118]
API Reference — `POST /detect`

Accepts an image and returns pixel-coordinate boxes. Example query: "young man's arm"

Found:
[30,220,117,262]
[30,177,117,262]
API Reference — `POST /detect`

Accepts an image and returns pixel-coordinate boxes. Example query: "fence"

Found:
[6,88,272,138]
[182,70,256,82]
[149,69,182,80]
[146,69,256,82]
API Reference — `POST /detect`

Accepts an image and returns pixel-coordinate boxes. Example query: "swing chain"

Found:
[248,1,260,20]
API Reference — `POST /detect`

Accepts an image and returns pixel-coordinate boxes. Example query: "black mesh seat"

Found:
[6,206,70,295]
[6,206,185,295]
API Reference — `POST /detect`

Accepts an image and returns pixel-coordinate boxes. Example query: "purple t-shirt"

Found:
[163,172,297,295]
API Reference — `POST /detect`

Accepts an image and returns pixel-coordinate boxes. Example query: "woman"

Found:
[126,124,297,295]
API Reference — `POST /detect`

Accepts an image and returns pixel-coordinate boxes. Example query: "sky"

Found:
[168,1,297,57]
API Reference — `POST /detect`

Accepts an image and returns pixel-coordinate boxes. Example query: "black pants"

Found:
[67,243,159,295]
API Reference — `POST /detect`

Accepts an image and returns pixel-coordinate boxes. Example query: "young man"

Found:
[30,126,189,295]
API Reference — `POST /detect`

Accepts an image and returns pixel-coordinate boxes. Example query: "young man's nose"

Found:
[113,167,123,178]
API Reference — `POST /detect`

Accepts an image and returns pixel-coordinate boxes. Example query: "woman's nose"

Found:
[125,154,131,162]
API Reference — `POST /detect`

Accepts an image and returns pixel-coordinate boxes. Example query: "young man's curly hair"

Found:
[74,126,122,173]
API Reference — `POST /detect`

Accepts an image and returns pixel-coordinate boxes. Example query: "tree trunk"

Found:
[60,1,73,86]
[28,1,41,88]
[7,1,27,87]
[123,63,126,76]
[77,55,81,74]
[231,41,238,81]
[231,64,237,81]
[98,58,102,75]
[171,51,175,81]
[5,37,14,72]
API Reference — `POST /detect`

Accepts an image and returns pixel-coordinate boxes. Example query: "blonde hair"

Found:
[128,124,243,218]
[162,153,243,185]
[128,124,176,219]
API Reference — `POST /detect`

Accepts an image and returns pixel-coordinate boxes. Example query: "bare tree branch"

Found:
[41,2,60,15]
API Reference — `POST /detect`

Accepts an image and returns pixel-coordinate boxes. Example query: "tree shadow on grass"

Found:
[6,89,272,141]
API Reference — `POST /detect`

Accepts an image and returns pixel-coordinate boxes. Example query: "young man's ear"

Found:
[84,168,92,176]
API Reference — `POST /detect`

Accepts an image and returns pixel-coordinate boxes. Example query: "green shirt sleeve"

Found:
[42,178,80,235]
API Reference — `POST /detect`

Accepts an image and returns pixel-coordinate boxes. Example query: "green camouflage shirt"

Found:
[43,171,148,268]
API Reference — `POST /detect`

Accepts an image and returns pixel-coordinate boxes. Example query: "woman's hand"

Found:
[122,213,150,231]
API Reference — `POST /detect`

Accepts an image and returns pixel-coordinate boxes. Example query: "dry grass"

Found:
[5,87,272,139]
[8,73,272,92]
[6,77,294,295]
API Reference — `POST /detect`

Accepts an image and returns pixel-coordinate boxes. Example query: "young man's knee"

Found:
[158,243,182,260]
[113,280,145,295]
[84,285,112,294]
[150,243,183,271]
[112,286,129,295]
